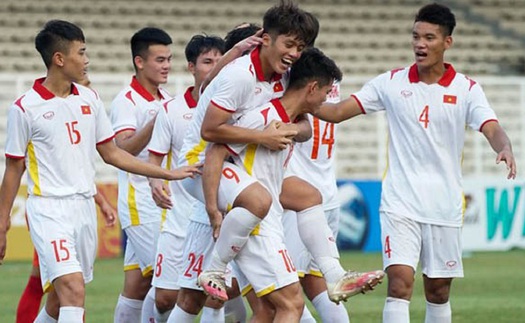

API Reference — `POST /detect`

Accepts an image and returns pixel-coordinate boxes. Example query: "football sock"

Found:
[297,205,344,284]
[114,294,143,323]
[425,301,451,323]
[208,207,262,272]
[312,290,350,323]
[383,297,410,323]
[201,306,225,323]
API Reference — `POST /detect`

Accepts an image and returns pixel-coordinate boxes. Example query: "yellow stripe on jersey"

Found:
[27,141,41,195]
[128,183,140,226]
[185,139,207,165]
[243,144,257,175]
[250,224,260,236]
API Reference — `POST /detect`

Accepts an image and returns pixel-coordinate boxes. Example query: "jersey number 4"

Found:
[419,105,430,129]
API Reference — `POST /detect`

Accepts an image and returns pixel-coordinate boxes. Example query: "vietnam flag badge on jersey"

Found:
[273,82,283,93]
[81,105,91,115]
[443,95,457,104]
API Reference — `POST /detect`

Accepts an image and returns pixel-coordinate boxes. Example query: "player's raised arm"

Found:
[481,121,517,179]
[314,95,364,124]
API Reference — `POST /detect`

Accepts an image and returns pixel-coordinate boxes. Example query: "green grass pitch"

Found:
[1,250,524,322]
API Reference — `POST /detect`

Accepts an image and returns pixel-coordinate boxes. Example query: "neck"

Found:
[417,62,446,84]
[191,83,200,102]
[42,71,73,98]
[136,74,161,100]
[259,49,275,82]
[279,90,305,121]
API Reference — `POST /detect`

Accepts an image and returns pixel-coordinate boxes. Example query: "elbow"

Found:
[201,127,216,142]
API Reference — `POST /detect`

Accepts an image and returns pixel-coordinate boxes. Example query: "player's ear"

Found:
[444,35,453,50]
[53,51,65,67]
[307,80,319,94]
[187,61,196,75]
[134,55,145,70]
[261,32,272,47]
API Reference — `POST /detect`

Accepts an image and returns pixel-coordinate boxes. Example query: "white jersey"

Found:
[110,76,171,228]
[353,64,497,226]
[286,83,341,210]
[5,78,114,198]
[148,87,197,236]
[226,98,294,238]
[178,46,288,168]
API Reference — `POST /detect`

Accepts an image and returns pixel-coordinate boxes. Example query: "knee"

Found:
[55,276,85,306]
[237,184,272,218]
[155,293,176,313]
[177,291,206,314]
[387,276,414,300]
[425,282,451,304]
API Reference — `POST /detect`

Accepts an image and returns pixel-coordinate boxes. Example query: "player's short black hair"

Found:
[263,0,319,47]
[130,27,172,68]
[224,23,261,52]
[35,20,85,68]
[185,34,225,64]
[288,47,342,90]
[415,3,456,36]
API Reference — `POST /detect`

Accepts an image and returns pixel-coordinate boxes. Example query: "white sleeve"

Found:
[465,82,498,131]
[224,109,265,155]
[5,104,30,158]
[110,92,137,133]
[209,67,254,113]
[94,97,115,144]
[353,73,388,114]
[148,104,171,155]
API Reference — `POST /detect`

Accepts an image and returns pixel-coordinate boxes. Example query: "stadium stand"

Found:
[0,0,524,180]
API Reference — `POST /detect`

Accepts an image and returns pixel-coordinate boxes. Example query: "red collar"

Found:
[184,86,197,108]
[250,46,283,83]
[33,78,79,100]
[408,63,456,86]
[130,76,165,102]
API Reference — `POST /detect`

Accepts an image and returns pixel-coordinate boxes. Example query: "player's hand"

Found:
[234,28,263,55]
[150,178,173,209]
[496,148,517,179]
[169,164,202,180]
[260,120,297,150]
[100,203,117,227]
[207,207,224,241]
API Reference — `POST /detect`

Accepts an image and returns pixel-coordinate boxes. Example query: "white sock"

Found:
[58,306,84,322]
[425,301,451,323]
[312,290,350,323]
[167,305,197,323]
[300,305,316,323]
[154,304,172,323]
[383,297,410,323]
[201,306,225,323]
[224,296,247,323]
[114,294,143,323]
[297,205,344,284]
[35,308,58,323]
[208,207,262,272]
[141,287,156,323]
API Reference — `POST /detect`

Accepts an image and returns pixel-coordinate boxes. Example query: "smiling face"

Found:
[412,21,452,71]
[263,33,306,76]
[305,81,334,115]
[135,44,172,86]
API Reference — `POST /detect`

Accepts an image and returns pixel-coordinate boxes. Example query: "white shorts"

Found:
[123,222,161,276]
[26,196,97,292]
[282,208,340,276]
[380,212,464,278]
[151,231,185,290]
[177,221,215,291]
[181,161,256,211]
[235,233,299,297]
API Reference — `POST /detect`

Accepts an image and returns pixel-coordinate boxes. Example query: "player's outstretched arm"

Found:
[202,143,230,240]
[481,121,517,179]
[97,140,201,181]
[114,118,156,156]
[94,192,117,227]
[148,152,173,209]
[290,114,312,143]
[314,96,364,123]
[0,158,25,264]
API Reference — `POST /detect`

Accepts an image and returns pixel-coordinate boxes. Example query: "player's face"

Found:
[412,22,452,70]
[138,44,172,85]
[265,34,306,75]
[189,49,223,87]
[62,40,89,83]
[307,82,334,114]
